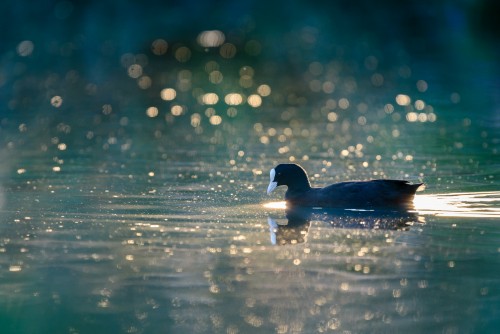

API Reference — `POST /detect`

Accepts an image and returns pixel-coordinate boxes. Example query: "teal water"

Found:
[1,115,498,333]
[1,1,499,333]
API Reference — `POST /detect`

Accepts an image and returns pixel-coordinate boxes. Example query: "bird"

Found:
[266,163,423,209]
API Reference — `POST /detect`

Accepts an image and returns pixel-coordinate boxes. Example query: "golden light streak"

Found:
[263,201,287,210]
[414,192,500,218]
[263,192,500,218]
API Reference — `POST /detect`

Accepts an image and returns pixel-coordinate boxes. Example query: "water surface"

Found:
[1,119,498,333]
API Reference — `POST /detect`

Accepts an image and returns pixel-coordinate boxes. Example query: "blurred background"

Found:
[1,0,498,162]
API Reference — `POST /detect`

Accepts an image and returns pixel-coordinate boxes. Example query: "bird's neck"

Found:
[288,177,311,192]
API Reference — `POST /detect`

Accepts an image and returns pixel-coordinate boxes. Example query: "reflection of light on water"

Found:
[263,201,287,210]
[264,192,500,218]
[414,192,500,218]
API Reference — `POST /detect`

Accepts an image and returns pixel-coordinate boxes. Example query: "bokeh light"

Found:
[102,104,112,115]
[416,80,428,92]
[247,94,262,107]
[209,70,223,84]
[220,43,236,58]
[209,115,222,125]
[127,64,143,78]
[327,112,338,122]
[151,39,168,55]
[146,106,159,118]
[190,113,201,127]
[197,30,225,47]
[225,93,243,105]
[202,93,219,105]
[338,98,350,109]
[395,94,411,106]
[160,88,177,101]
[414,100,425,110]
[175,46,191,62]
[227,107,237,117]
[322,81,335,93]
[170,105,184,116]
[257,84,271,96]
[50,96,63,108]
[137,76,152,89]
[17,40,34,56]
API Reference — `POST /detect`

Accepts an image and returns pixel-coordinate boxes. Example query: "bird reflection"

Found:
[267,206,421,246]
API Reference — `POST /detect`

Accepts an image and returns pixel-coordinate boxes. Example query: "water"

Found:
[1,120,498,333]
[1,1,499,333]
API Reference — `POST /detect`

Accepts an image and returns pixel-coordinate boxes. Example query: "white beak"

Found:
[267,181,277,195]
[267,168,277,195]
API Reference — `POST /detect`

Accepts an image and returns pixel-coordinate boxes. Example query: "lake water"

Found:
[1,2,499,334]
[1,112,498,333]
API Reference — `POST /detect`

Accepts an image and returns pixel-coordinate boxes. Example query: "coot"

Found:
[267,163,423,209]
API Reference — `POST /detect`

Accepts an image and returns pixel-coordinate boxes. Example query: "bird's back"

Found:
[288,180,422,209]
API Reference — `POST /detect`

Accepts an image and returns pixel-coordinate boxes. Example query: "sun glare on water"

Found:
[263,201,287,210]
[263,192,500,218]
[414,191,500,218]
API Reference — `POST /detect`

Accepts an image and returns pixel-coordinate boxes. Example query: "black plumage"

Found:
[267,163,423,209]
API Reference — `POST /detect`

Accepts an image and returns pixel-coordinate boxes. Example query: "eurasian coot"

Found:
[267,163,423,209]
